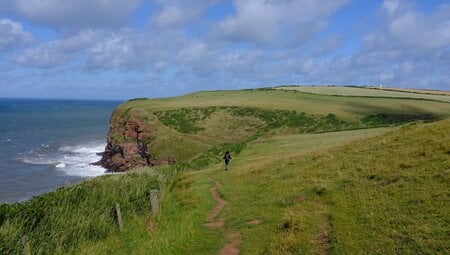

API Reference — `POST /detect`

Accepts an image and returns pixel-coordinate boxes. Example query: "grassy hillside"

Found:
[114,88,450,163]
[217,119,449,254]
[1,87,449,254]
[79,119,449,255]
[2,119,448,254]
[0,171,160,254]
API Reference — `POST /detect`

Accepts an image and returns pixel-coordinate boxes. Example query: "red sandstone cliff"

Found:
[99,110,154,172]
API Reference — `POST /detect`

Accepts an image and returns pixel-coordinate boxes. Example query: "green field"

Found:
[1,87,449,254]
[126,89,450,114]
[276,86,450,102]
[119,88,450,162]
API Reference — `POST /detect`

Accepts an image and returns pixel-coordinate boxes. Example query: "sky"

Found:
[0,0,449,100]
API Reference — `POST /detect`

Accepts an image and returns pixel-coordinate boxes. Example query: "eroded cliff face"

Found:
[100,111,154,172]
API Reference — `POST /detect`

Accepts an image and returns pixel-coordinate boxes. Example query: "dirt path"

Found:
[203,180,227,228]
[219,232,242,255]
[204,179,243,255]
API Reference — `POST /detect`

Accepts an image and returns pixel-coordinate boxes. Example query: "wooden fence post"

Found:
[22,235,30,255]
[149,189,159,217]
[115,203,123,231]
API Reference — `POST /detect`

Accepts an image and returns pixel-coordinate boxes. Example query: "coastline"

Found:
[0,98,120,204]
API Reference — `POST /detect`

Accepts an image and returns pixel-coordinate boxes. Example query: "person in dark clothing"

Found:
[223,151,232,171]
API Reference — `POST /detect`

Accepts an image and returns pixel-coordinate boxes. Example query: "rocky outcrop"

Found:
[99,111,154,172]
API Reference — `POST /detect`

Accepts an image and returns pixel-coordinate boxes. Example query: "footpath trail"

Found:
[203,179,226,228]
[204,178,243,255]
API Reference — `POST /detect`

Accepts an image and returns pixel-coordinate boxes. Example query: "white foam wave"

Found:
[55,142,107,177]
[21,155,57,165]
[58,144,106,154]
[55,162,66,168]
[21,141,107,177]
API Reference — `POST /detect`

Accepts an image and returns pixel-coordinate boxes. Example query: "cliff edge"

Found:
[99,109,154,172]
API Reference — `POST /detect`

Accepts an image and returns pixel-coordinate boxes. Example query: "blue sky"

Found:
[0,0,449,99]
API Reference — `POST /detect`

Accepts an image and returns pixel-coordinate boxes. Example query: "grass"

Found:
[154,108,217,134]
[0,171,160,254]
[123,89,450,118]
[115,90,450,163]
[209,119,450,254]
[49,119,450,254]
[236,126,398,164]
[109,88,450,164]
[2,87,450,254]
[154,106,363,135]
[369,87,450,96]
[74,171,224,255]
[1,119,448,254]
[276,86,450,102]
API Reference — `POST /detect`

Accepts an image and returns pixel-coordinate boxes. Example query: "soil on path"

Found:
[219,232,242,255]
[204,179,243,255]
[203,180,227,228]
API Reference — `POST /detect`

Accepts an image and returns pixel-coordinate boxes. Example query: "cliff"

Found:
[100,110,154,172]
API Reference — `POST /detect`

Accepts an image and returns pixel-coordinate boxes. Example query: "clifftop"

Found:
[99,87,450,172]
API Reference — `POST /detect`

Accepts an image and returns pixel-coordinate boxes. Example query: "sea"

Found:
[0,98,122,204]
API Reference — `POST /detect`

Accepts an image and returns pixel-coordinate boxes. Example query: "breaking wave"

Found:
[20,141,107,177]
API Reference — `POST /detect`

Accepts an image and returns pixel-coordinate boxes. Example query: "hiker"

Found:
[223,151,232,171]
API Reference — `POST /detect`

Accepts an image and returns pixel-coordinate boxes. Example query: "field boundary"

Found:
[275,86,450,103]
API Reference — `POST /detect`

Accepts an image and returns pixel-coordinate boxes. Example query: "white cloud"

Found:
[353,0,450,88]
[369,0,450,52]
[153,0,219,27]
[13,42,71,68]
[12,29,101,68]
[177,42,209,63]
[0,0,144,30]
[215,0,350,46]
[85,31,147,69]
[83,28,199,70]
[314,35,344,55]
[10,28,181,69]
[0,19,33,52]
[4,0,450,94]
[286,0,450,90]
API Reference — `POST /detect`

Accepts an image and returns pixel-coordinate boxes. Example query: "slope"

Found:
[73,119,448,254]
[104,88,450,171]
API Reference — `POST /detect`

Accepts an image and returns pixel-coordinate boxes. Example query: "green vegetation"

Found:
[216,119,449,254]
[154,106,361,135]
[276,86,450,102]
[154,107,217,134]
[103,120,449,254]
[107,88,450,163]
[2,120,448,254]
[123,89,450,118]
[0,172,159,254]
[123,107,134,117]
[1,86,449,254]
[361,113,438,125]
[131,90,449,162]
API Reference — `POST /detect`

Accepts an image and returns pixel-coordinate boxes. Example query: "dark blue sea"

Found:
[0,98,121,204]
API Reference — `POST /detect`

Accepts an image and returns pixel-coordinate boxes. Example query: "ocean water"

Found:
[0,98,121,204]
